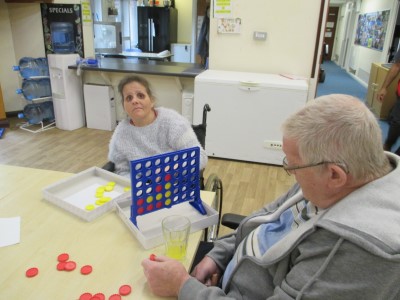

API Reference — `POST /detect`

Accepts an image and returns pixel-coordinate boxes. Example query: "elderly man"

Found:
[142,94,400,299]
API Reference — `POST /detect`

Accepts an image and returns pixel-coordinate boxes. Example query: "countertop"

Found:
[68,57,205,78]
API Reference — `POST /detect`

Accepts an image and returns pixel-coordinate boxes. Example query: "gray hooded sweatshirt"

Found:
[180,152,400,299]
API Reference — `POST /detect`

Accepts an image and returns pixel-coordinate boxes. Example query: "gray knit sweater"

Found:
[108,107,208,178]
[181,153,400,300]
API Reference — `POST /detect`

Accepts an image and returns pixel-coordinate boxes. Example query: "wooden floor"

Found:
[0,118,295,237]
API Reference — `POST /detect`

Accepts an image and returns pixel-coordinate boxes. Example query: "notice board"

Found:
[354,10,390,51]
[40,3,84,57]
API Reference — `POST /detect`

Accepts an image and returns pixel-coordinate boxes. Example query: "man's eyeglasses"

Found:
[282,156,349,176]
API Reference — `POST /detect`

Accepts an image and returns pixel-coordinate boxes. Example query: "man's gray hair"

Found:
[282,94,389,181]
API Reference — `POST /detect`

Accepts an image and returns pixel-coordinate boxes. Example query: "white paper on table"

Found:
[0,217,21,248]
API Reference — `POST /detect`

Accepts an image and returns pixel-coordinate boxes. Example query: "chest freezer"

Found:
[193,70,309,165]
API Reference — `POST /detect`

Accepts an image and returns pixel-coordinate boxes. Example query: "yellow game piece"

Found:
[95,199,104,206]
[107,181,116,186]
[100,197,111,203]
[165,191,171,198]
[124,187,131,192]
[105,186,113,192]
[95,192,104,198]
[85,204,95,211]
[156,193,162,200]
[96,187,105,193]
[165,199,171,206]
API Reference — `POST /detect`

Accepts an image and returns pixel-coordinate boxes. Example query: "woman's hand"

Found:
[377,88,387,103]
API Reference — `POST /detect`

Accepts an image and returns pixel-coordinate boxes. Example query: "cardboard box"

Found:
[43,167,130,221]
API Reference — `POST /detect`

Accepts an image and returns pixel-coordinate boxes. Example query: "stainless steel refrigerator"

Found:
[137,6,177,53]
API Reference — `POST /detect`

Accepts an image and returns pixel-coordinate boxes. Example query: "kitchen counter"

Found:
[68,57,205,78]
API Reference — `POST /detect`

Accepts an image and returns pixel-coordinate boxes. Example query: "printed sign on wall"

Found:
[354,10,390,51]
[41,4,84,57]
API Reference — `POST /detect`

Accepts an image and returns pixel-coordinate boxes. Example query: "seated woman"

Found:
[108,75,208,177]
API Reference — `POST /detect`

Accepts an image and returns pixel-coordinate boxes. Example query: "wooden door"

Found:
[324,6,339,61]
[0,85,6,120]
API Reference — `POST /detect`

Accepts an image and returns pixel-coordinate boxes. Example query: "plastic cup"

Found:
[162,215,191,260]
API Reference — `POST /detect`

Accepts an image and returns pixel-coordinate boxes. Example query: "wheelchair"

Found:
[103,104,223,242]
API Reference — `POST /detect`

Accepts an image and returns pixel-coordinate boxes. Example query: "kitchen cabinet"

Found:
[366,63,399,120]
[137,6,177,53]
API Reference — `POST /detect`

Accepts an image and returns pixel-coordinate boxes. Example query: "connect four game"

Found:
[129,147,207,226]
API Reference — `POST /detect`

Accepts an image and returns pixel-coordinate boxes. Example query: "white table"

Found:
[0,164,214,299]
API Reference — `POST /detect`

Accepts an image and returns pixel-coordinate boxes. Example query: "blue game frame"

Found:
[129,147,207,226]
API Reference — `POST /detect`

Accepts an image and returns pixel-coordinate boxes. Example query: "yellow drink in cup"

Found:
[165,242,188,260]
[162,215,191,260]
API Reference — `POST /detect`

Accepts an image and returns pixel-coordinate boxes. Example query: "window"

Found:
[91,0,139,52]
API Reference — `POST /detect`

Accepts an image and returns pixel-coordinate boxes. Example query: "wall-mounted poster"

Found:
[217,18,241,34]
[41,4,84,57]
[354,10,390,51]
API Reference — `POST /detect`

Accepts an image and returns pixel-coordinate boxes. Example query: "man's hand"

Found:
[191,256,222,286]
[141,255,191,297]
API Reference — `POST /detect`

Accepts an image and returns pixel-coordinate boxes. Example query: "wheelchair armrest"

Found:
[221,213,246,230]
[102,161,115,172]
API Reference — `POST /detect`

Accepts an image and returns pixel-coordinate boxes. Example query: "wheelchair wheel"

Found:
[203,173,223,242]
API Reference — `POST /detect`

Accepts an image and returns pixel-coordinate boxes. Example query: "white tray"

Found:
[42,167,131,221]
[115,195,219,249]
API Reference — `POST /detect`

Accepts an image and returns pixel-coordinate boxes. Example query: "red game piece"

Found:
[25,267,39,278]
[80,265,93,275]
[108,294,121,300]
[149,253,156,261]
[57,253,69,262]
[64,261,77,271]
[92,293,105,300]
[57,261,66,271]
[119,284,132,296]
[79,292,92,300]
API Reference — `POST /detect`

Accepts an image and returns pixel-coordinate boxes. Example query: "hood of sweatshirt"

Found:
[318,152,400,257]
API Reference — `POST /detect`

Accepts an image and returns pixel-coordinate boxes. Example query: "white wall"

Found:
[3,0,395,113]
[353,0,398,83]
[0,0,22,112]
[1,0,196,113]
[175,0,193,44]
[1,0,94,113]
[331,4,345,62]
[332,0,398,86]
[1,2,46,112]
[209,0,323,77]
